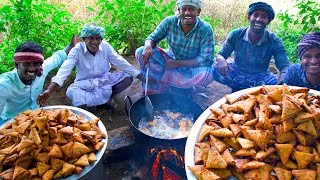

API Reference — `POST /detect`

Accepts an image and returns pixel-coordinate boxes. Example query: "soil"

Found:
[45,56,231,132]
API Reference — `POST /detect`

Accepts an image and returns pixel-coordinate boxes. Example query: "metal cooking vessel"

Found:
[124,93,203,144]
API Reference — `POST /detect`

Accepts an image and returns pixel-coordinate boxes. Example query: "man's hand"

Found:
[276,73,285,85]
[37,82,59,107]
[37,90,52,107]
[71,34,80,46]
[166,59,180,69]
[216,54,230,76]
[64,34,80,55]
[216,60,229,76]
[142,42,153,65]
[137,73,159,86]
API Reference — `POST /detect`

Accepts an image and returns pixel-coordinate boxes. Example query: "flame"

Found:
[150,148,156,153]
[149,147,184,180]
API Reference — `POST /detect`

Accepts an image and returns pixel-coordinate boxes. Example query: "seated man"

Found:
[284,32,320,90]
[0,36,78,124]
[213,1,290,92]
[135,0,215,96]
[38,23,145,111]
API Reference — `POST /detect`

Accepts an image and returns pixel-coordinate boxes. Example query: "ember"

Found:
[104,127,188,179]
[149,147,185,180]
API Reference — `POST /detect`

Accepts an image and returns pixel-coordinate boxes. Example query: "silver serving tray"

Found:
[184,86,320,180]
[0,105,108,180]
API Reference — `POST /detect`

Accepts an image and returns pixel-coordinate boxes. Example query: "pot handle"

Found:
[124,96,132,117]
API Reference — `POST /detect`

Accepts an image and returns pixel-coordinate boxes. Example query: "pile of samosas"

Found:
[188,85,320,180]
[0,108,106,180]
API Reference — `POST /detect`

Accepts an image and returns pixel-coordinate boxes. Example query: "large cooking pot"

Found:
[124,93,203,145]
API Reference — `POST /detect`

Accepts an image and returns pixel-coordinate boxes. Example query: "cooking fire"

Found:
[137,144,186,180]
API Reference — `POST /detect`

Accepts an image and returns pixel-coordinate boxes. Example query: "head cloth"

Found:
[176,0,202,9]
[80,23,105,38]
[298,32,320,59]
[13,52,44,63]
[248,2,275,22]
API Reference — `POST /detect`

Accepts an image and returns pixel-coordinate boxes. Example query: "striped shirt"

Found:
[146,15,214,66]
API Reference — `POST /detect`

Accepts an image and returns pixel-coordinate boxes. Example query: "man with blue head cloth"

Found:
[284,32,320,90]
[213,2,290,92]
[135,0,215,97]
[39,23,145,113]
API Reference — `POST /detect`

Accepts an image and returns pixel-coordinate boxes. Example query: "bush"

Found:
[277,0,320,63]
[92,0,175,55]
[0,0,82,74]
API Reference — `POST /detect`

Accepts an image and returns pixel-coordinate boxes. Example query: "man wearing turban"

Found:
[0,36,78,123]
[284,32,320,90]
[135,0,214,96]
[39,23,145,112]
[213,2,290,92]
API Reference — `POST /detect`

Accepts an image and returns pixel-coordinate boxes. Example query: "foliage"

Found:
[92,0,175,55]
[0,0,82,74]
[202,15,222,55]
[277,0,320,63]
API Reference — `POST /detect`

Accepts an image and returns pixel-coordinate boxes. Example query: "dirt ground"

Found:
[45,56,231,132]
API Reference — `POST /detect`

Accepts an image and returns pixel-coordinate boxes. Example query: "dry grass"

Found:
[47,0,98,22]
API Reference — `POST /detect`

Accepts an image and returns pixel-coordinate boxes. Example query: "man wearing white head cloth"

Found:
[135,0,214,97]
[39,23,145,112]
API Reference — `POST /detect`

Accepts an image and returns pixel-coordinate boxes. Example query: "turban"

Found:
[248,2,275,22]
[80,24,105,38]
[13,52,44,63]
[298,32,320,59]
[176,0,202,9]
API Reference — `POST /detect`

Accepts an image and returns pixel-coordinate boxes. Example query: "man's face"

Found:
[84,34,102,54]
[301,47,320,77]
[16,61,42,85]
[178,5,200,27]
[248,10,270,34]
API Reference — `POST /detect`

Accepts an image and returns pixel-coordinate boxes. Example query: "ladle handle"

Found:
[144,66,149,96]
[124,96,132,118]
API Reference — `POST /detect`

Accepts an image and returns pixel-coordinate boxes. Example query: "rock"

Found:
[106,126,135,151]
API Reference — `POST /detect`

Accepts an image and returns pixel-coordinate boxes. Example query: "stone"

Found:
[106,126,135,151]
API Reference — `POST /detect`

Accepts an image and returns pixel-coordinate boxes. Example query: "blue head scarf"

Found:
[248,2,275,22]
[80,23,105,38]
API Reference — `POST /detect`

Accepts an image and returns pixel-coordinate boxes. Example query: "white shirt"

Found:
[52,41,140,87]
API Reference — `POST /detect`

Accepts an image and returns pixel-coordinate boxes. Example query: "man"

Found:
[284,32,320,90]
[213,2,290,92]
[38,23,145,111]
[0,36,78,123]
[135,0,214,96]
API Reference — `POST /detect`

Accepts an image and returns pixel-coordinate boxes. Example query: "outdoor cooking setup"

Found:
[104,93,203,179]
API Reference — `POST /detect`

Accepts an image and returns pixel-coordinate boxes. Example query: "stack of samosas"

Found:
[188,85,320,180]
[0,108,106,180]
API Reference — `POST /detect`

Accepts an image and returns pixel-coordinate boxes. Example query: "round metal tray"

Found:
[0,105,108,180]
[184,86,320,180]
